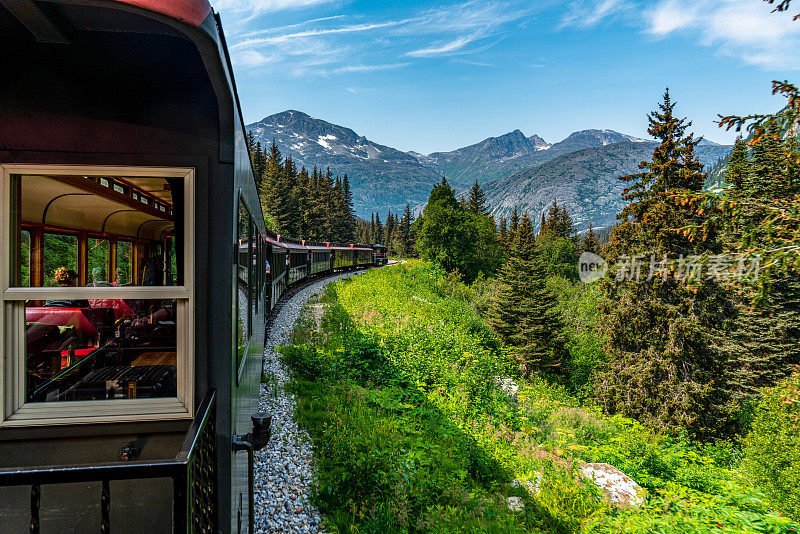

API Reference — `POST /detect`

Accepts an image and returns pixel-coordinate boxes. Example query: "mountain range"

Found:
[246,111,732,227]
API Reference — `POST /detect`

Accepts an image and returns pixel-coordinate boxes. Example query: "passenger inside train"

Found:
[16,173,181,404]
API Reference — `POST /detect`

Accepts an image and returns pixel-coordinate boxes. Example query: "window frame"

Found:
[0,164,195,427]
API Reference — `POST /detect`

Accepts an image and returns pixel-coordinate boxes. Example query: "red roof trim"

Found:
[111,0,212,27]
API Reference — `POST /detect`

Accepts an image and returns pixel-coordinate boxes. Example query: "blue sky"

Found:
[213,0,800,154]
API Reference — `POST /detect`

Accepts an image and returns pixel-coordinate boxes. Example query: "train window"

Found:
[116,240,133,285]
[236,198,251,371]
[19,229,31,286]
[25,299,177,403]
[43,233,78,287]
[87,237,111,286]
[1,166,195,426]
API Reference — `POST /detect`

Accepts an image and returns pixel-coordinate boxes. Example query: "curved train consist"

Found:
[0,1,384,532]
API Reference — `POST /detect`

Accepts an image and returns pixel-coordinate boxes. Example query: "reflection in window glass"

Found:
[88,238,111,286]
[116,241,133,286]
[18,174,180,287]
[237,201,251,369]
[43,233,78,287]
[20,229,31,287]
[166,235,178,286]
[25,299,177,402]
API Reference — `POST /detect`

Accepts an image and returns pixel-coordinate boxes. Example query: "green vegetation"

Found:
[280,263,798,533]
[247,138,357,242]
[414,178,503,282]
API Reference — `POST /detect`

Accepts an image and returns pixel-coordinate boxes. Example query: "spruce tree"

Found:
[467,179,489,215]
[489,212,565,377]
[598,90,735,440]
[582,223,599,254]
[509,206,520,244]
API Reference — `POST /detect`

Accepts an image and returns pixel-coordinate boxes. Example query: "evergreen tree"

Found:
[400,204,414,257]
[509,206,520,244]
[598,90,735,440]
[582,223,599,254]
[498,217,508,249]
[489,211,565,377]
[724,136,750,195]
[375,213,384,244]
[467,179,489,216]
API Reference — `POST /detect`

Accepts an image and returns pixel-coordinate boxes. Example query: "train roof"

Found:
[266,237,307,251]
[111,0,212,27]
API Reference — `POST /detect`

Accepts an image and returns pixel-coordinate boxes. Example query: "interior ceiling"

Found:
[21,175,173,240]
[120,176,173,205]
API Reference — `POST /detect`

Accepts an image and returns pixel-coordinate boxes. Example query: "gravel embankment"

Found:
[253,270,366,534]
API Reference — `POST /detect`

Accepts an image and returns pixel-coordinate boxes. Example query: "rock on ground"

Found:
[580,463,645,507]
[254,270,367,534]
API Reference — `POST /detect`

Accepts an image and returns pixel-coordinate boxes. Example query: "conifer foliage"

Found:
[598,90,736,439]
[488,212,565,377]
[247,137,356,243]
[415,178,503,281]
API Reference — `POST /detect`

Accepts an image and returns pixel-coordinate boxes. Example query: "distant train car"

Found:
[307,243,333,276]
[330,245,356,270]
[372,244,389,266]
[354,245,374,268]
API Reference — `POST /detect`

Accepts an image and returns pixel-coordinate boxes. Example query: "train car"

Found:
[276,237,309,286]
[330,245,355,270]
[307,243,333,276]
[0,1,271,533]
[354,245,374,268]
[372,244,389,266]
[266,235,288,311]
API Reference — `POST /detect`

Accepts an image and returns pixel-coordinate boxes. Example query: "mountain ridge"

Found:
[246,110,732,226]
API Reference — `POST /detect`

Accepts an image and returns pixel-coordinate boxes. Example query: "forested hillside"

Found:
[266,79,800,532]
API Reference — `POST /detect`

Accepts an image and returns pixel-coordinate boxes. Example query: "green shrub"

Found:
[743,370,800,520]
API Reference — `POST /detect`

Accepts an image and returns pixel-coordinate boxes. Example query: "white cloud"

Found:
[226,0,542,75]
[406,35,481,57]
[644,0,800,70]
[560,0,631,28]
[333,63,410,73]
[232,20,410,49]
[233,48,278,67]
[213,0,336,14]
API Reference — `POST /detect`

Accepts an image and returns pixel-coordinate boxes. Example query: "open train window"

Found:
[0,165,195,427]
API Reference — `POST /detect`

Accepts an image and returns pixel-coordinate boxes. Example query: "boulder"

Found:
[506,496,525,512]
[511,472,542,495]
[493,376,519,402]
[579,463,645,507]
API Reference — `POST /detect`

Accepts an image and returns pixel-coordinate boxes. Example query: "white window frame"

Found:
[0,164,195,427]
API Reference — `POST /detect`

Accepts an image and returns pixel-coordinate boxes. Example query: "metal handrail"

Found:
[0,390,217,533]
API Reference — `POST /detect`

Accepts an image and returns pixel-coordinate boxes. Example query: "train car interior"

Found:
[13,172,184,406]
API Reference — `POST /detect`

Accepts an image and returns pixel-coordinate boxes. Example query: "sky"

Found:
[213,0,800,154]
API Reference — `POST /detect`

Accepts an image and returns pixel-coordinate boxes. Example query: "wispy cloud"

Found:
[225,0,542,76]
[560,0,630,28]
[644,0,800,70]
[232,20,411,49]
[214,0,337,15]
[406,35,481,57]
[334,63,410,74]
[399,1,540,57]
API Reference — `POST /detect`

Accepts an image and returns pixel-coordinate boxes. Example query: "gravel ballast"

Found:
[253,270,366,534]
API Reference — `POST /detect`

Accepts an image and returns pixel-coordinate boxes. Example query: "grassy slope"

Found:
[279,261,798,534]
